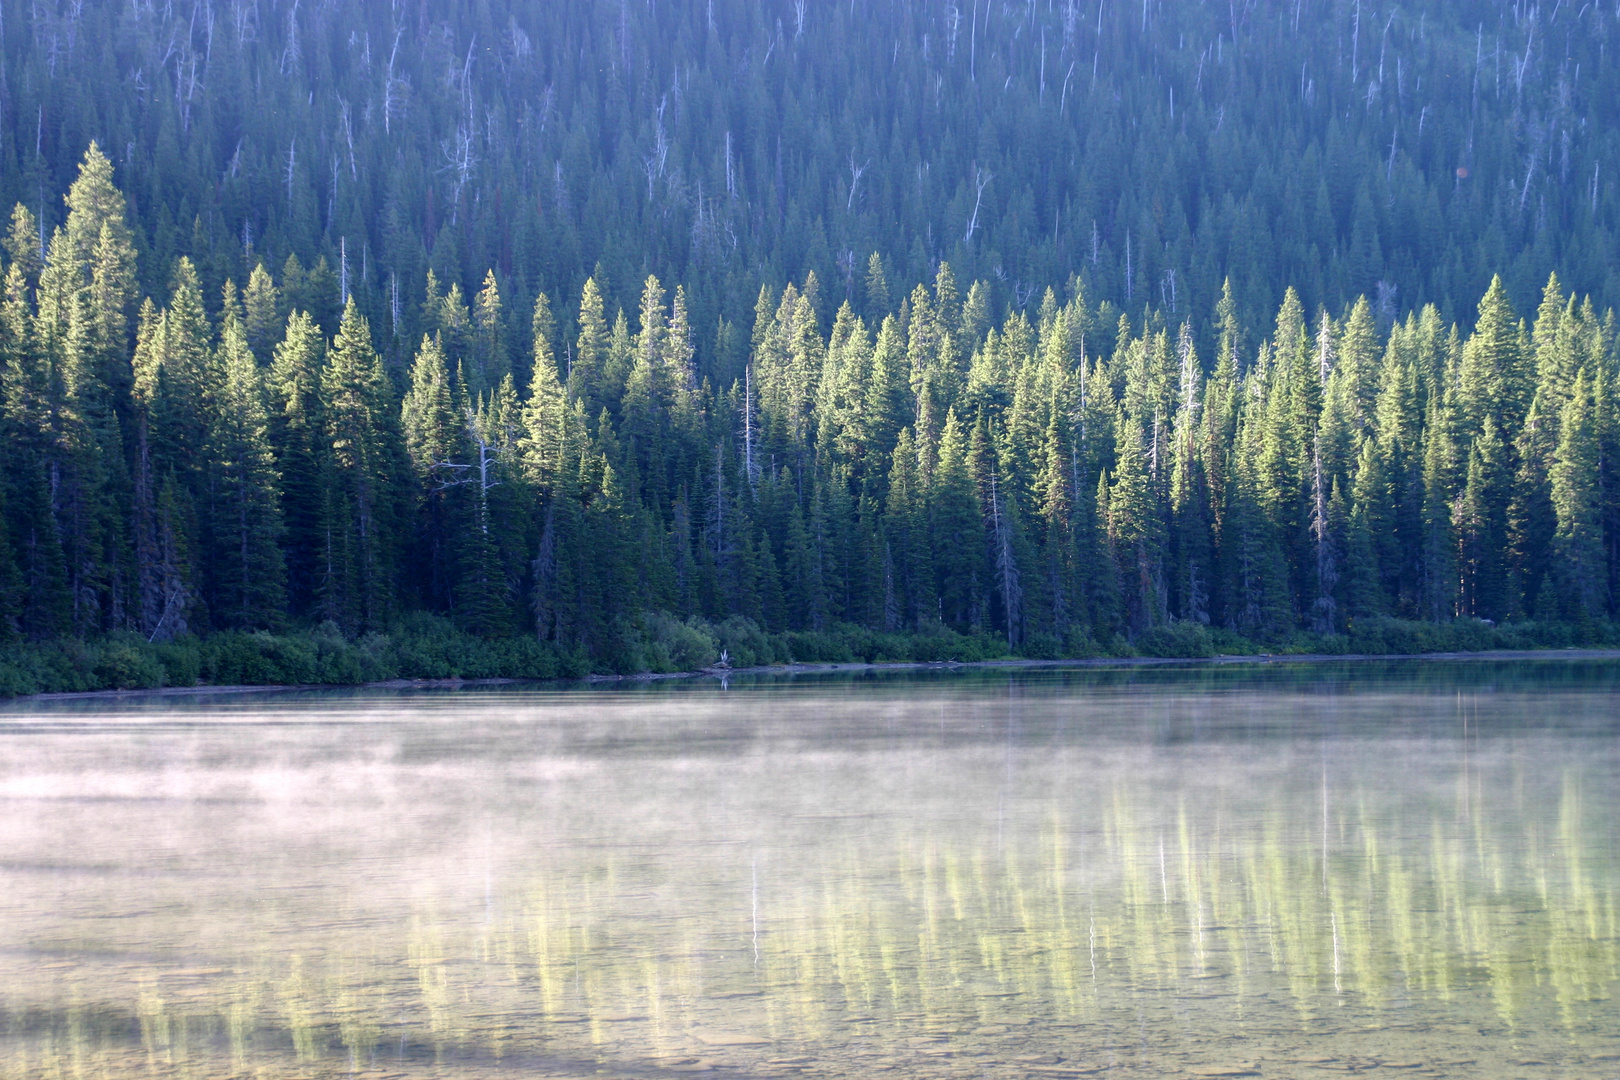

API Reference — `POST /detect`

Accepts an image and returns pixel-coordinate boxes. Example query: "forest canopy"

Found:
[0,0,1618,682]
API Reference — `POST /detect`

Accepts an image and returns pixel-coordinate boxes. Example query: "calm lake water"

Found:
[1,660,1617,1080]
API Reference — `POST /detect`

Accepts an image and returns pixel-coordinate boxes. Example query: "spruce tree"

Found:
[1456,418,1511,621]
[1110,410,1165,633]
[1457,276,1531,441]
[319,299,398,631]
[205,315,286,628]
[1550,373,1606,618]
[570,278,610,420]
[401,333,462,611]
[268,311,327,617]
[885,427,933,627]
[473,270,506,393]
[519,293,571,498]
[243,264,281,362]
[930,409,983,632]
[1038,410,1078,636]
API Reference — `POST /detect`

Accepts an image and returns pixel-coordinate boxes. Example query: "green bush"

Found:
[0,657,39,696]
[1019,632,1063,660]
[1061,629,1107,658]
[91,635,167,690]
[486,636,566,678]
[782,629,858,663]
[714,615,780,667]
[355,613,570,679]
[202,631,318,685]
[643,611,720,671]
[4,613,1620,699]
[153,639,201,686]
[1137,622,1217,659]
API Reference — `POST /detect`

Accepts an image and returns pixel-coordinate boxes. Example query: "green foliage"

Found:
[1137,622,1218,659]
[91,634,168,690]
[4,15,1620,686]
[610,612,721,674]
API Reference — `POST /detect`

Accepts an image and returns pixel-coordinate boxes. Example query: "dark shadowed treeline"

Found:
[1,149,1616,688]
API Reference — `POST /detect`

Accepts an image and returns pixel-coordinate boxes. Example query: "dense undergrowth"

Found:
[1,614,1614,697]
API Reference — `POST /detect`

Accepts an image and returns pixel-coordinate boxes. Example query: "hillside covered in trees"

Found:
[1,0,1618,686]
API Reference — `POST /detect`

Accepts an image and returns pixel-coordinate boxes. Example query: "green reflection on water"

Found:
[1,666,1617,1078]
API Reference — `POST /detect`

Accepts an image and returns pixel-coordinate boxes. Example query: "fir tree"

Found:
[519,293,571,498]
[205,315,286,628]
[1457,418,1511,621]
[885,427,933,627]
[243,264,281,362]
[930,409,982,632]
[473,269,506,393]
[1550,373,1607,617]
[268,311,327,617]
[1110,410,1166,633]
[401,333,462,611]
[319,299,398,631]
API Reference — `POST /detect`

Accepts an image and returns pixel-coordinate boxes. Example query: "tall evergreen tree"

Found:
[319,299,399,631]
[205,315,286,628]
[1550,373,1607,618]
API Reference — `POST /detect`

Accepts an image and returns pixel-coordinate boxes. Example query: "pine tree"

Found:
[930,409,983,632]
[1419,399,1459,621]
[457,395,516,637]
[864,253,891,322]
[401,333,462,611]
[865,315,912,490]
[885,427,933,627]
[1371,339,1421,612]
[1037,409,1078,636]
[1345,434,1388,616]
[63,144,138,396]
[985,430,1027,647]
[1550,373,1606,617]
[519,293,571,498]
[243,264,281,362]
[1221,406,1293,638]
[32,225,117,635]
[532,403,587,644]
[1341,470,1383,621]
[128,298,166,634]
[1457,418,1511,621]
[1169,323,1212,624]
[570,277,610,418]
[1087,470,1125,637]
[1457,276,1531,441]
[623,275,671,508]
[1308,436,1339,633]
[473,269,506,393]
[320,298,398,631]
[205,314,286,628]
[268,310,327,617]
[151,259,214,476]
[1110,410,1165,633]
[150,471,199,639]
[3,206,42,290]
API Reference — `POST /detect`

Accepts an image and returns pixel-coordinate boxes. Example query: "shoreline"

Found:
[15,647,1620,702]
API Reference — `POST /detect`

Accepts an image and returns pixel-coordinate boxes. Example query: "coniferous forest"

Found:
[2,0,1620,689]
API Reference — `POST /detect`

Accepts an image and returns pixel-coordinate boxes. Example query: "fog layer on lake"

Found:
[1,660,1617,1079]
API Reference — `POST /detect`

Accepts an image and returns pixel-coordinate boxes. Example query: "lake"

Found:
[1,659,1617,1079]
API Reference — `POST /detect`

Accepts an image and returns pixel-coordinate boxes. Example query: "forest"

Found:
[1,0,1618,688]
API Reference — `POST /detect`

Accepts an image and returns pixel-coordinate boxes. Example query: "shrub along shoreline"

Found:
[2,612,1618,698]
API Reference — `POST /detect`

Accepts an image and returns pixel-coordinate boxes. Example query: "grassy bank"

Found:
[3,612,1619,697]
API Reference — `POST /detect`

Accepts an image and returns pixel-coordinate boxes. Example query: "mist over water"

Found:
[1,662,1617,1078]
